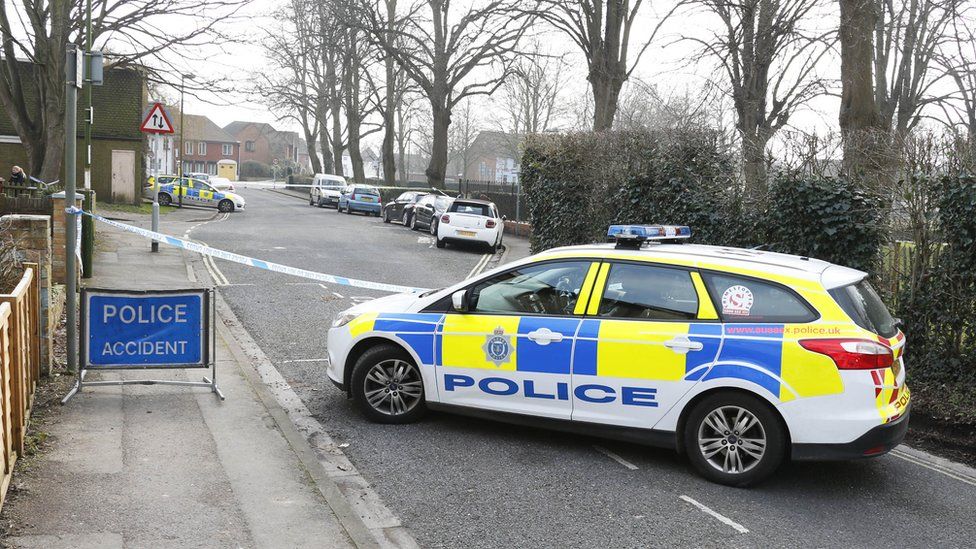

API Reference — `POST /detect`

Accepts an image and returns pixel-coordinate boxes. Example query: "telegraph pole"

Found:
[65,47,81,373]
[83,0,93,190]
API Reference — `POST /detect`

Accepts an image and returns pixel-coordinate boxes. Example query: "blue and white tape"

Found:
[67,207,428,294]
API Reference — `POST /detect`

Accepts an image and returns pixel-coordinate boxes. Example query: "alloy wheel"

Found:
[362,359,424,416]
[697,405,766,474]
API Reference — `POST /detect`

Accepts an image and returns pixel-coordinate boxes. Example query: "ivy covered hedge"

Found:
[521,131,887,274]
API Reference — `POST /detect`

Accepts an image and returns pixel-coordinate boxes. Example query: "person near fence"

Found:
[9,166,25,186]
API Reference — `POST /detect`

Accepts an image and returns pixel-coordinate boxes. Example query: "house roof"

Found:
[174,113,237,143]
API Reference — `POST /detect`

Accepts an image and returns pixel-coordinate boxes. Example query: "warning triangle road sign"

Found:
[141,103,175,134]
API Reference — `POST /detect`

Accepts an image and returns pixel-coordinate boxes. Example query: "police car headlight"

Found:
[332,312,360,328]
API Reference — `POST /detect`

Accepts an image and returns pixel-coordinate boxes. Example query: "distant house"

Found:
[223,121,300,170]
[463,131,521,183]
[175,114,240,178]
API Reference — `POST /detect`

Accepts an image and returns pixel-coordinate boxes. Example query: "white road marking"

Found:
[466,253,492,279]
[890,449,976,487]
[351,296,372,304]
[679,495,749,534]
[593,445,639,470]
[417,236,433,244]
[280,358,330,364]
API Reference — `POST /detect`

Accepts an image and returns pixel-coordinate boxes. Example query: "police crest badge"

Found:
[482,326,512,367]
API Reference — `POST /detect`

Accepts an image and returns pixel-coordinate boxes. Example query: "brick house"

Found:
[175,114,240,177]
[224,121,300,170]
[0,61,146,203]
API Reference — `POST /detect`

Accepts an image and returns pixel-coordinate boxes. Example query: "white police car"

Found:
[327,225,908,486]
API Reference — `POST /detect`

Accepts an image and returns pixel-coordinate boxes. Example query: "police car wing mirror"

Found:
[451,289,469,312]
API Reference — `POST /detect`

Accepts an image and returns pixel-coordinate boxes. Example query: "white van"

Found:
[310,174,348,208]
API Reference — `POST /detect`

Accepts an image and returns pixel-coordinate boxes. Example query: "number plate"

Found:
[458,230,476,237]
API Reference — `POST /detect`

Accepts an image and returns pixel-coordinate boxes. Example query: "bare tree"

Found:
[936,5,976,142]
[342,23,382,183]
[687,0,833,199]
[493,44,567,137]
[535,0,681,131]
[614,79,719,132]
[449,97,481,181]
[256,0,323,174]
[838,0,889,180]
[351,0,534,187]
[0,0,243,181]
[874,0,966,144]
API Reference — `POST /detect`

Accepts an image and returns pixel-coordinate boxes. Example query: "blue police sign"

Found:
[82,289,210,368]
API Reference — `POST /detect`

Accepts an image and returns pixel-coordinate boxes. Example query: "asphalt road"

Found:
[184,187,976,548]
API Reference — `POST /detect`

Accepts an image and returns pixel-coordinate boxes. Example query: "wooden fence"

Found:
[0,264,41,510]
[0,193,53,216]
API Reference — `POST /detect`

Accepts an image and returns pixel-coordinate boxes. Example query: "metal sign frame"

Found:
[62,288,224,404]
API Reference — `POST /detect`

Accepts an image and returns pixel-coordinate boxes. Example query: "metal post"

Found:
[178,74,185,208]
[151,134,160,252]
[65,48,79,374]
[83,0,92,190]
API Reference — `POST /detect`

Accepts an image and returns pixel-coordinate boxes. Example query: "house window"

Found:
[163,138,170,151]
[198,142,207,155]
[222,143,232,156]
[184,141,193,155]
[208,162,218,175]
[245,140,255,152]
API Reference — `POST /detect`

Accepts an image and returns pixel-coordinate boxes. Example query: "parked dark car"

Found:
[411,194,454,234]
[382,191,428,225]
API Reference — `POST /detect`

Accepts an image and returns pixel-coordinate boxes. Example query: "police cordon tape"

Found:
[66,207,429,294]
[230,181,455,193]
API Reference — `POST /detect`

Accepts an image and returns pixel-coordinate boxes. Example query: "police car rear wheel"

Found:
[684,393,785,487]
[352,345,426,424]
[158,193,172,207]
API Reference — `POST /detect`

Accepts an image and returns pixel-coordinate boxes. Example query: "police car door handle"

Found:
[527,328,563,346]
[664,336,703,354]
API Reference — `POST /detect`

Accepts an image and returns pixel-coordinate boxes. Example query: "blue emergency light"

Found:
[607,225,692,249]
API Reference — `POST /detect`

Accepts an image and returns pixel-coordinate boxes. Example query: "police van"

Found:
[327,225,909,486]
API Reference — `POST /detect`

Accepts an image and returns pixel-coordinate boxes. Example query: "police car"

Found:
[145,176,246,213]
[327,225,908,486]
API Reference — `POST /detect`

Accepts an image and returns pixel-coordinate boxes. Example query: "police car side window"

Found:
[469,261,592,316]
[597,264,698,321]
[702,273,817,323]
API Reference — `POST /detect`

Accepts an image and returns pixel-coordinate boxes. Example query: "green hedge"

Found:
[765,174,888,273]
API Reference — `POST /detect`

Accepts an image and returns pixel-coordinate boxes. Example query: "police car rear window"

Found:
[828,280,898,338]
[702,273,817,323]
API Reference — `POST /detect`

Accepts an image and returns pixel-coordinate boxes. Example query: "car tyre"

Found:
[351,344,427,424]
[429,219,437,236]
[309,195,314,206]
[435,237,445,249]
[402,211,410,225]
[382,208,391,223]
[157,192,172,207]
[683,392,786,487]
[410,214,418,231]
[217,199,235,213]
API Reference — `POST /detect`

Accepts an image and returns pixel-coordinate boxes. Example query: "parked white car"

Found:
[435,198,504,252]
[310,174,348,208]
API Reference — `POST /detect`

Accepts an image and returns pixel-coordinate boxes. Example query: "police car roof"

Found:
[539,243,866,288]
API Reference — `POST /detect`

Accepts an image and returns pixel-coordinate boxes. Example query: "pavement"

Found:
[1,213,383,549]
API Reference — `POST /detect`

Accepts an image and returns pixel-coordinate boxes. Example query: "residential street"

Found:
[183,188,976,548]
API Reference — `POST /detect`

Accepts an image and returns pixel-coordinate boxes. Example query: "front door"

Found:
[571,262,722,429]
[437,260,599,420]
[110,150,136,202]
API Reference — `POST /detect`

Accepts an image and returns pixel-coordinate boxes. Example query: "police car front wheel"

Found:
[351,345,427,424]
[684,392,786,487]
[218,199,235,213]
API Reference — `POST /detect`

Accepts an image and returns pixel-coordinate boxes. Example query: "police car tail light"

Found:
[799,338,894,370]
[441,214,450,224]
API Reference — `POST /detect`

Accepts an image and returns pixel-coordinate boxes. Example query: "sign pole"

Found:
[152,134,160,253]
[140,103,175,253]
[65,47,80,375]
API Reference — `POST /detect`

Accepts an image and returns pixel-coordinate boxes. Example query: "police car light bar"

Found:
[607,225,692,249]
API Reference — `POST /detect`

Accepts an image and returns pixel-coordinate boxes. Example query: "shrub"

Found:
[240,160,271,179]
[765,174,888,273]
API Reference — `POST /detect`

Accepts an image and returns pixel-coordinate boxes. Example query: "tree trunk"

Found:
[589,63,624,131]
[838,0,889,184]
[381,60,397,185]
[317,98,334,173]
[741,131,768,202]
[302,125,322,174]
[426,101,451,188]
[396,101,408,185]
